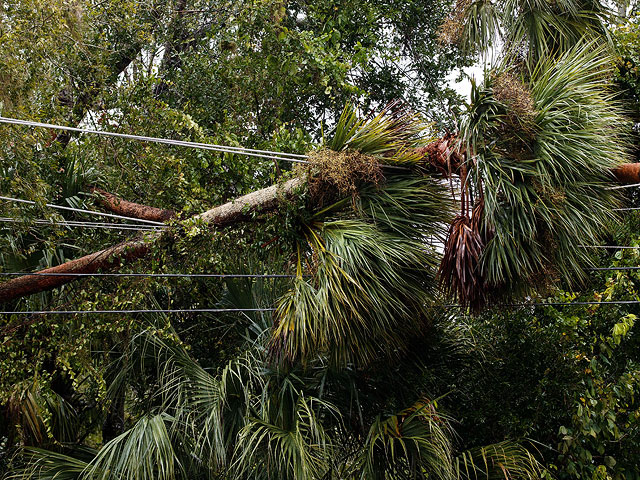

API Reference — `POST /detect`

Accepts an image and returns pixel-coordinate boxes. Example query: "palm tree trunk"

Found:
[612,163,640,184]
[92,188,175,222]
[0,178,303,304]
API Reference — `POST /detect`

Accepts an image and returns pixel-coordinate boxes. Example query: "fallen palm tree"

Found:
[1,79,637,313]
[0,178,303,303]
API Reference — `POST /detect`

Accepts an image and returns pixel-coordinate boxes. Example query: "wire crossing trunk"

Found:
[92,188,176,222]
[0,178,303,304]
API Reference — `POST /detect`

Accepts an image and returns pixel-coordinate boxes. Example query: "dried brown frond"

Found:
[306,148,383,206]
[439,198,487,311]
[415,132,464,177]
[438,0,472,45]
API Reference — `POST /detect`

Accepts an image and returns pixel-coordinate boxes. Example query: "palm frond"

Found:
[455,441,545,479]
[326,103,432,165]
[7,448,92,480]
[272,219,437,366]
[232,393,335,480]
[357,176,454,241]
[142,332,265,470]
[349,399,455,480]
[6,386,81,447]
[450,0,610,61]
[447,42,627,305]
[272,173,452,366]
[84,413,182,480]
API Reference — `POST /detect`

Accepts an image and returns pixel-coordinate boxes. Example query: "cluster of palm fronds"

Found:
[272,104,452,366]
[9,328,545,480]
[440,43,627,307]
[440,0,610,62]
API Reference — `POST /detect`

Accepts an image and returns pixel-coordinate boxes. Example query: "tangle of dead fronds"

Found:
[306,148,383,206]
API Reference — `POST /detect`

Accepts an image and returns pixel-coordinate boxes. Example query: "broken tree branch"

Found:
[92,188,175,222]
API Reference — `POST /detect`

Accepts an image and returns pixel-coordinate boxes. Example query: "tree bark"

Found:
[0,240,151,303]
[92,188,175,222]
[612,163,640,184]
[0,178,303,304]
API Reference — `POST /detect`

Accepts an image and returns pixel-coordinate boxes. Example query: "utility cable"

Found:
[589,266,640,271]
[0,308,276,315]
[0,116,409,170]
[508,300,640,306]
[0,195,166,226]
[0,272,300,278]
[0,217,165,232]
[607,183,640,190]
[444,300,640,308]
[579,245,640,249]
[0,117,307,163]
[6,301,640,315]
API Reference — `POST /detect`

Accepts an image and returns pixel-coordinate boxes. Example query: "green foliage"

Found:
[351,400,456,479]
[272,106,452,366]
[85,413,182,480]
[612,13,640,158]
[459,43,627,299]
[447,0,610,63]
[8,448,91,480]
[3,0,640,478]
[436,223,640,479]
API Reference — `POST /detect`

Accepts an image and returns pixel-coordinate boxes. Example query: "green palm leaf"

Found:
[445,42,627,305]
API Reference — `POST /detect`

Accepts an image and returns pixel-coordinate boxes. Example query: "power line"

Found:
[445,300,640,308]
[0,217,164,232]
[589,267,640,271]
[579,245,640,249]
[5,300,640,315]
[0,116,410,170]
[0,308,276,315]
[0,272,300,278]
[0,116,308,164]
[606,183,640,190]
[0,195,166,226]
[509,300,640,306]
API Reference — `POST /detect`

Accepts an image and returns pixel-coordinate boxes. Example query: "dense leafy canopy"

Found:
[2,0,640,479]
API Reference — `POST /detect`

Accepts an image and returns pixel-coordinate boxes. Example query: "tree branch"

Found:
[92,188,175,222]
[612,163,640,184]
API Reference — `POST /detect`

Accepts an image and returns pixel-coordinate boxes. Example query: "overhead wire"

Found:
[0,116,410,170]
[507,300,640,306]
[0,272,300,278]
[0,116,307,163]
[0,217,165,232]
[5,300,640,315]
[579,245,640,249]
[0,308,276,315]
[443,300,640,308]
[606,182,640,190]
[589,266,640,271]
